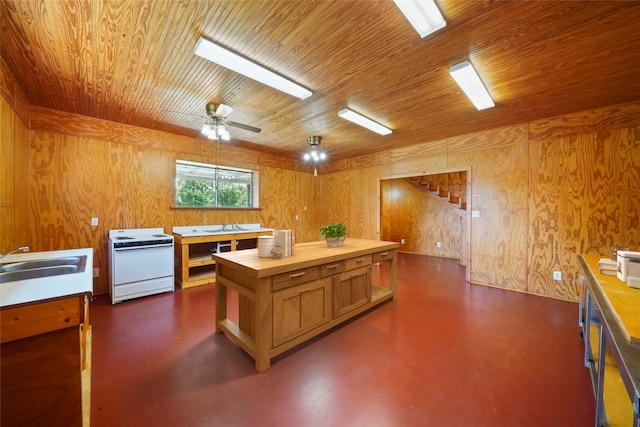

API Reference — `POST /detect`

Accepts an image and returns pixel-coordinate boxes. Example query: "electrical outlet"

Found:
[93,268,99,277]
[553,271,562,281]
[401,238,405,244]
[91,217,99,226]
[437,241,441,248]
[472,210,480,218]
[295,214,299,220]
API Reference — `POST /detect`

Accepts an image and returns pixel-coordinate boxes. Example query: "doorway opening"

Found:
[380,169,470,282]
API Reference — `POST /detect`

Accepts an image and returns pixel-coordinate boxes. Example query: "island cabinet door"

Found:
[272,277,331,348]
[332,266,372,319]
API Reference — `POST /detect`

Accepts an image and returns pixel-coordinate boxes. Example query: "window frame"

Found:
[174,159,259,209]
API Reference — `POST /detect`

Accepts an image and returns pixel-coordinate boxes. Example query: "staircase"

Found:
[408,171,467,214]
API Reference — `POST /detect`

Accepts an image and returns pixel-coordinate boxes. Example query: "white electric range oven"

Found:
[108,228,174,304]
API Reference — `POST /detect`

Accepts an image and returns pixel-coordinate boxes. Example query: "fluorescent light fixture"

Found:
[449,61,495,110]
[338,109,392,135]
[195,37,312,100]
[393,0,446,38]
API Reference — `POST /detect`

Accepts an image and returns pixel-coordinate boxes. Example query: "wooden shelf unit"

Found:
[212,238,398,372]
[577,255,640,427]
[173,231,273,289]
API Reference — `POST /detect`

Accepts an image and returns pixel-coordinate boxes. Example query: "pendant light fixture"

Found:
[302,136,327,176]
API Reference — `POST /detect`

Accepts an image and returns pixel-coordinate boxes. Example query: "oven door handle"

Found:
[114,244,173,252]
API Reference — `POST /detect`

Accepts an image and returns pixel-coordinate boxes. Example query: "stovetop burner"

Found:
[108,228,173,245]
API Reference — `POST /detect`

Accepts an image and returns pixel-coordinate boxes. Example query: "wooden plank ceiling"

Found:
[2,0,640,161]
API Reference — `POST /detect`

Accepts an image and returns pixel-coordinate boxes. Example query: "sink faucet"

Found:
[222,222,228,231]
[1,246,29,259]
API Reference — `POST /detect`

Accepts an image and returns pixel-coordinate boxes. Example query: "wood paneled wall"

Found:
[528,127,640,299]
[23,121,322,295]
[319,102,640,302]
[0,58,30,255]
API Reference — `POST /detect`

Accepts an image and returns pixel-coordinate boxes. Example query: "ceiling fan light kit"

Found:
[201,122,230,141]
[195,37,313,100]
[338,109,392,135]
[449,60,495,110]
[303,136,327,176]
[393,0,446,38]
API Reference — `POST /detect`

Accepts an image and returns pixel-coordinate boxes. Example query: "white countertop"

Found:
[0,248,93,308]
[173,224,274,237]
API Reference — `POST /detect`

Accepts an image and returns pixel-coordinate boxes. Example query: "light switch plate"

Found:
[553,271,562,281]
[91,217,99,226]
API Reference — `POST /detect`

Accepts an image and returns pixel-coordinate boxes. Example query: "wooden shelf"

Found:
[174,230,272,289]
[372,284,394,303]
[188,254,216,267]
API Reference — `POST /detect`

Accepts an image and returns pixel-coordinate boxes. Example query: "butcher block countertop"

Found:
[212,238,399,277]
[582,254,640,344]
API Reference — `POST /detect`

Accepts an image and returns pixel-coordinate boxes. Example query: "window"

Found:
[175,160,258,208]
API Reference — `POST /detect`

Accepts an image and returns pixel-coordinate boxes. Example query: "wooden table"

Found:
[578,255,640,427]
[212,238,398,372]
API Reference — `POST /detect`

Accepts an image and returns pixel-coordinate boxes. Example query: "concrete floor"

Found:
[90,253,594,426]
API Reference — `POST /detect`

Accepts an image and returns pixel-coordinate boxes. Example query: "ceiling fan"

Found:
[168,102,261,141]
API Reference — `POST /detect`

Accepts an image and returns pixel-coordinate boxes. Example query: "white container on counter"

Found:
[616,250,640,284]
[258,235,274,258]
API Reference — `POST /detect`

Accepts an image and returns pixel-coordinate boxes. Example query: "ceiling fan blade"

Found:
[226,121,262,133]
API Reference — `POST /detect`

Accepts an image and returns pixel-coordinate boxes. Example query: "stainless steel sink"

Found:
[0,256,84,272]
[0,255,87,283]
[203,228,225,233]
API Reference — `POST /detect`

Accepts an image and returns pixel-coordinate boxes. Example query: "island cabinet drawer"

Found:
[272,266,319,291]
[345,254,372,271]
[320,261,344,278]
[372,250,394,263]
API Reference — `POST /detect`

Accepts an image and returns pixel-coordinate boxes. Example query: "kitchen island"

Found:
[212,238,398,372]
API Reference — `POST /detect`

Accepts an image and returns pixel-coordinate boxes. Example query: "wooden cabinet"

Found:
[272,278,331,347]
[213,239,398,371]
[173,230,272,289]
[1,294,91,427]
